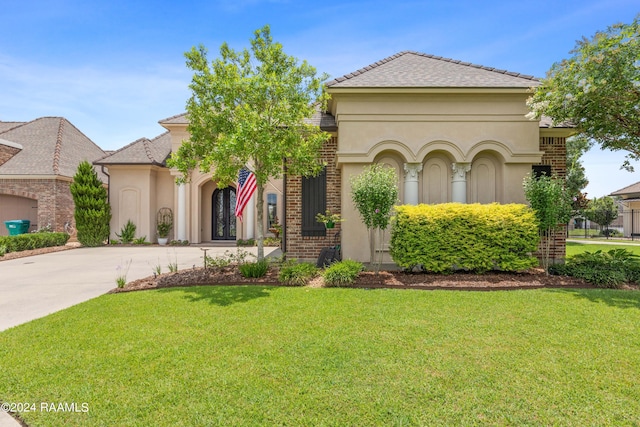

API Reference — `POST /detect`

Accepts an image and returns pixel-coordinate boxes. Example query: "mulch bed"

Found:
[111,265,598,293]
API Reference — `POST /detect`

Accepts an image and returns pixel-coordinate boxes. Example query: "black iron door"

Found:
[212,188,237,240]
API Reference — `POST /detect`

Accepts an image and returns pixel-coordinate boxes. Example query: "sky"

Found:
[0,0,638,197]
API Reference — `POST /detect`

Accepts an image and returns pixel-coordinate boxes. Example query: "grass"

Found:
[1,287,640,426]
[567,241,640,257]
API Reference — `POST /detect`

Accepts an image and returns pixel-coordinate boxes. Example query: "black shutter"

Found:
[532,165,552,179]
[302,168,327,236]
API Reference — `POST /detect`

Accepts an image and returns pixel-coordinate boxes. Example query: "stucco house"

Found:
[610,182,640,236]
[98,51,571,262]
[0,117,107,236]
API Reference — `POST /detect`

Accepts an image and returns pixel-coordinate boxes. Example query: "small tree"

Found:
[585,196,619,236]
[70,161,111,246]
[167,26,329,261]
[523,174,572,273]
[350,164,399,272]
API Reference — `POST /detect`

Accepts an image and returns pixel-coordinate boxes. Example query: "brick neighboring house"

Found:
[0,117,107,236]
[100,51,571,262]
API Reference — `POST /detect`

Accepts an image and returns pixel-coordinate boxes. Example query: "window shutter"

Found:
[302,168,327,236]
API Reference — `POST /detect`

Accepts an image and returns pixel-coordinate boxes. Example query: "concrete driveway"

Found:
[0,245,278,332]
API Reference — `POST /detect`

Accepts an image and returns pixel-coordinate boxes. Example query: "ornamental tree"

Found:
[585,196,619,236]
[350,164,399,271]
[523,174,573,273]
[527,15,640,170]
[70,160,111,247]
[167,26,329,260]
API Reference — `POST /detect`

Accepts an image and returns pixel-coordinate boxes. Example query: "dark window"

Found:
[302,168,326,236]
[267,193,277,229]
[532,165,552,179]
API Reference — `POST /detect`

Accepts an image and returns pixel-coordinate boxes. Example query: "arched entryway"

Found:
[212,188,237,240]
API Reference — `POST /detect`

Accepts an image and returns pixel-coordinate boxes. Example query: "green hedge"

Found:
[390,203,539,273]
[0,232,70,255]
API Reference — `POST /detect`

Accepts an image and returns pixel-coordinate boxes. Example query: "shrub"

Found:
[239,260,269,278]
[279,262,318,286]
[0,245,6,257]
[323,259,364,287]
[0,232,69,254]
[70,160,111,247]
[390,203,539,273]
[550,248,640,288]
[116,220,136,244]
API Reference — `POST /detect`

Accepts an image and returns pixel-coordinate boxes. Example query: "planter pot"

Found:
[158,237,169,246]
[325,221,335,229]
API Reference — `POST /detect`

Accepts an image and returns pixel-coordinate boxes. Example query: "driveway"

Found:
[0,245,278,332]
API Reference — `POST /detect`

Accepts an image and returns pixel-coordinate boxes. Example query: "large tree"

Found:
[70,161,111,247]
[527,15,640,170]
[168,26,329,260]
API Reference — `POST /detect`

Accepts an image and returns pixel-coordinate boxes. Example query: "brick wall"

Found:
[537,136,567,261]
[0,145,21,167]
[0,178,75,234]
[285,136,340,260]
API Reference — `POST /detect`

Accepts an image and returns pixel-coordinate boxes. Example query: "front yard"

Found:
[1,286,639,426]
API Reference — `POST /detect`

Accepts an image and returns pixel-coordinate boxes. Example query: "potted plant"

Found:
[156,208,173,245]
[316,210,343,229]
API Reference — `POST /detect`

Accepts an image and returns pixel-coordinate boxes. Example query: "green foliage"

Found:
[70,161,111,247]
[390,203,539,273]
[0,232,69,253]
[115,259,131,288]
[523,174,573,272]
[133,237,148,245]
[584,196,618,231]
[116,220,137,244]
[0,245,7,256]
[156,208,173,238]
[322,259,364,287]
[167,25,329,261]
[350,164,399,231]
[278,261,318,286]
[239,260,269,278]
[550,248,640,288]
[527,16,640,170]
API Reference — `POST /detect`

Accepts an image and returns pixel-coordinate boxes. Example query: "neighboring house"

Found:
[611,182,640,236]
[98,51,571,262]
[0,117,107,236]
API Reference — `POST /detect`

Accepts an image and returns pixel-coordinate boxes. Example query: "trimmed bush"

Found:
[70,161,111,247]
[239,260,269,278]
[279,262,318,286]
[323,259,364,287]
[390,203,539,273]
[550,248,640,288]
[0,232,69,254]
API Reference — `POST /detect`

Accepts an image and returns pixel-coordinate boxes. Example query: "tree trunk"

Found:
[256,182,264,261]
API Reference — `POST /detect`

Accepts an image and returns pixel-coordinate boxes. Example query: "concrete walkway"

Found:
[567,238,640,246]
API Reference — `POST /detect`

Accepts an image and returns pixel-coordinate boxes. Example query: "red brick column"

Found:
[285,136,341,260]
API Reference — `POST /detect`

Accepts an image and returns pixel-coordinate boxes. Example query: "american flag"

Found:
[235,168,256,221]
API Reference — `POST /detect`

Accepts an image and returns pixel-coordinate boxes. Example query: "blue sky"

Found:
[1,0,638,197]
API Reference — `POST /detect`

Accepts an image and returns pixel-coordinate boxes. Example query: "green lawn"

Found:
[567,241,640,257]
[1,287,640,426]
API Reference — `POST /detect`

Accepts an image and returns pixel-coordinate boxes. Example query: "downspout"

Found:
[101,165,110,243]
[282,159,287,255]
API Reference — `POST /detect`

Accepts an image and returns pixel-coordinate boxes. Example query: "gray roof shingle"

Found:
[611,181,640,197]
[95,132,171,166]
[0,117,107,179]
[326,51,539,88]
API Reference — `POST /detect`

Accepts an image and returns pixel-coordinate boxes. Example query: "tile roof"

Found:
[159,108,337,132]
[95,132,171,166]
[326,51,539,88]
[0,117,107,180]
[611,181,640,197]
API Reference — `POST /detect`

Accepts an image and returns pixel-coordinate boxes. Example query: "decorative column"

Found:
[451,162,471,203]
[403,163,423,205]
[177,183,187,241]
[245,193,255,239]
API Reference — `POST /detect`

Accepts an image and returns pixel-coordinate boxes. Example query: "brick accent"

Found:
[0,145,21,167]
[285,136,340,260]
[537,136,567,261]
[0,178,75,233]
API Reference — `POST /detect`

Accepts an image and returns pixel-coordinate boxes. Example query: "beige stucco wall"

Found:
[330,90,544,263]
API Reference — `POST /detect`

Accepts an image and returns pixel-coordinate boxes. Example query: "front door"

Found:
[212,188,237,240]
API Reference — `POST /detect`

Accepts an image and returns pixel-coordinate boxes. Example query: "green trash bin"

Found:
[5,220,31,236]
